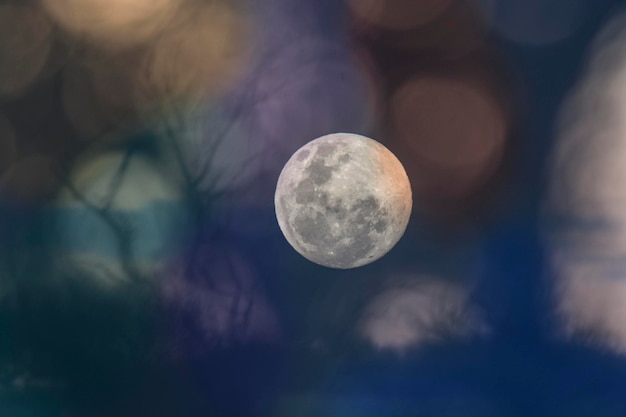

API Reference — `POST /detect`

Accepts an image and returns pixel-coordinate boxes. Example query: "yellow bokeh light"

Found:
[41,0,182,49]
[134,0,251,109]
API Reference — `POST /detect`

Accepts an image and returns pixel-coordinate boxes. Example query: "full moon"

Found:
[275,132,412,269]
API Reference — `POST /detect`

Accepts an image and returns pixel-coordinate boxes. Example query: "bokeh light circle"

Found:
[388,76,507,205]
[41,0,182,49]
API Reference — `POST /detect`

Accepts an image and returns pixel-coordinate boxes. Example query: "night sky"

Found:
[2,0,626,416]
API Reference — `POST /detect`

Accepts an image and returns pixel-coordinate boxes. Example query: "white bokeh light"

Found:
[549,12,626,354]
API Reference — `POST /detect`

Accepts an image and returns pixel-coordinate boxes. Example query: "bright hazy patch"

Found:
[41,0,181,49]
[549,12,626,353]
[360,277,488,352]
[51,150,187,285]
[56,151,180,210]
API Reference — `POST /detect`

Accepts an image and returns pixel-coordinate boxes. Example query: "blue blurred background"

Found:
[2,0,626,415]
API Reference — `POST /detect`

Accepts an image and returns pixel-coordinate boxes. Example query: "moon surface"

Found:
[275,133,412,269]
